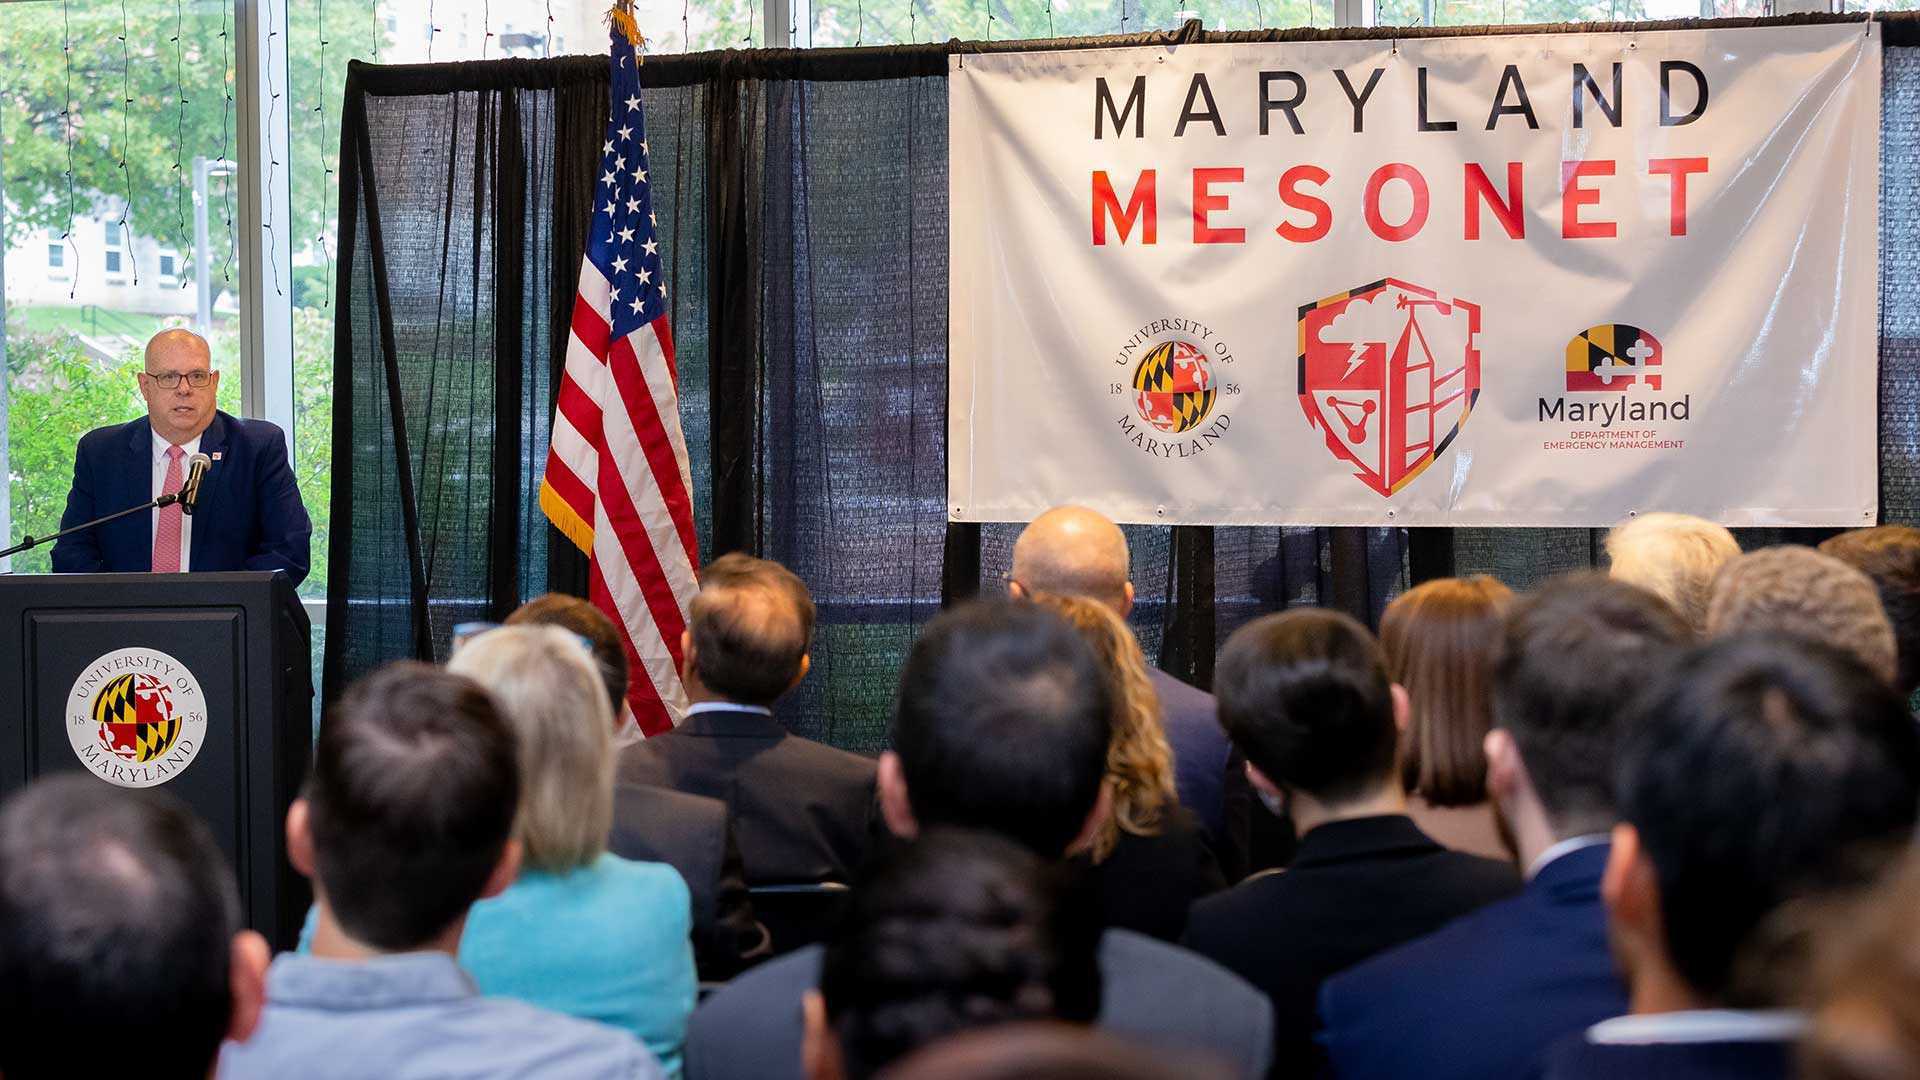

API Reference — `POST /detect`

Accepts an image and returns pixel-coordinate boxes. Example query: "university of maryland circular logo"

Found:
[67,648,207,788]
[1132,340,1217,434]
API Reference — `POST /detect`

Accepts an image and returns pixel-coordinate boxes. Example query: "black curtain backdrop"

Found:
[326,14,1920,755]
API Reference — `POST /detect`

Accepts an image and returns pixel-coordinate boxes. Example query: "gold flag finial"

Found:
[610,0,646,48]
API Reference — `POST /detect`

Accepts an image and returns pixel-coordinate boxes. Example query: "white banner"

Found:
[948,25,1880,527]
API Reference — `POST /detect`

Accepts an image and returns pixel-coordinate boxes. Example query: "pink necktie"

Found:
[153,445,185,573]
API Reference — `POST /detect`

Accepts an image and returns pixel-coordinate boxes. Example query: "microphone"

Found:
[179,453,212,516]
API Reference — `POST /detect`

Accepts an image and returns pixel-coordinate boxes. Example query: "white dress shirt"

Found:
[151,431,201,572]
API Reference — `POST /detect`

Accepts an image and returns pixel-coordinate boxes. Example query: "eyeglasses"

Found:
[143,371,213,389]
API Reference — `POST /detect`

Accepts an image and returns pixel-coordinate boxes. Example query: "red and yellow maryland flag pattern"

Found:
[92,673,182,763]
[1132,340,1217,434]
[1565,324,1663,392]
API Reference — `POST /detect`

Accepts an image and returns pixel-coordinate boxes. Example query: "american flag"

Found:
[539,19,697,736]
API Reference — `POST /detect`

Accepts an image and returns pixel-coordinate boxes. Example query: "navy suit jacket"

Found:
[50,411,312,587]
[1148,667,1230,841]
[1318,842,1627,1080]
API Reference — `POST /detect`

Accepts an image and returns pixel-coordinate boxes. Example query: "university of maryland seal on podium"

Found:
[67,647,208,789]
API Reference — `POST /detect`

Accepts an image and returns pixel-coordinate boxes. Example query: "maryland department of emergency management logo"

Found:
[67,647,207,788]
[1297,279,1481,498]
[1132,340,1217,434]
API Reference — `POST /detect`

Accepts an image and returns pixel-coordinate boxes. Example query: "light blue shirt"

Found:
[461,853,697,1078]
[220,952,663,1080]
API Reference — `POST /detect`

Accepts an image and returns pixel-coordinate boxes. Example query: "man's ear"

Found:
[789,653,812,692]
[1390,683,1412,734]
[1601,822,1658,931]
[226,929,271,1045]
[679,631,696,684]
[800,990,845,1080]
[1066,782,1116,857]
[1245,761,1283,800]
[285,799,316,880]
[480,839,523,900]
[1483,729,1520,801]
[877,752,919,841]
[1120,581,1135,619]
[1007,580,1028,600]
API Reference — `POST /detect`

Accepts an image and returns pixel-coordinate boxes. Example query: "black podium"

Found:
[0,572,313,946]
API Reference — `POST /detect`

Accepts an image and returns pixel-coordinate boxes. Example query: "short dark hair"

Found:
[0,775,240,1079]
[1821,526,1920,696]
[1214,609,1399,804]
[689,553,816,706]
[891,600,1113,857]
[1494,573,1691,837]
[819,828,1102,1079]
[308,662,520,951]
[506,592,628,713]
[1618,634,1920,1002]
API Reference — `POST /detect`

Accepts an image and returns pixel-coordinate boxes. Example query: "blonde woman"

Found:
[448,625,696,1077]
[1378,576,1514,862]
[1028,593,1225,941]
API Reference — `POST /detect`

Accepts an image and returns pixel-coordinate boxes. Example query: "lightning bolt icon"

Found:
[1342,343,1368,381]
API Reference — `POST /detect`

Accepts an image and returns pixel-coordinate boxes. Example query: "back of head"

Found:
[1805,850,1920,1080]
[1707,546,1898,687]
[1618,635,1920,1004]
[309,662,520,951]
[1820,526,1920,696]
[690,553,815,706]
[892,600,1113,857]
[449,626,614,873]
[819,829,1101,1079]
[1604,512,1740,635]
[1214,608,1398,805]
[1494,573,1691,838]
[1010,506,1132,613]
[1380,575,1513,806]
[1024,592,1176,859]
[885,1023,1232,1080]
[505,592,629,714]
[0,775,240,1080]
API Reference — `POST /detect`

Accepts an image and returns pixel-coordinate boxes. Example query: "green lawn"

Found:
[9,305,180,343]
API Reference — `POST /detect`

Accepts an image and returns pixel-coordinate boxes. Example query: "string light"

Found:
[265,0,284,296]
[117,0,139,286]
[219,0,236,286]
[318,0,334,310]
[428,0,437,61]
[682,0,690,51]
[59,0,77,300]
[546,0,554,57]
[173,0,189,287]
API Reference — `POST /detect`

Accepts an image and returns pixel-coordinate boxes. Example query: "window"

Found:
[46,243,64,269]
[104,247,124,278]
[158,251,179,281]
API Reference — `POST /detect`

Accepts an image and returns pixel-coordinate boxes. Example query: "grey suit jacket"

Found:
[684,929,1274,1080]
[1148,668,1229,840]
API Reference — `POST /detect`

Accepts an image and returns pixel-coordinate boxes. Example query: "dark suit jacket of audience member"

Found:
[1146,669,1232,842]
[682,929,1276,1080]
[1076,805,1227,942]
[614,707,877,886]
[608,783,770,981]
[1181,814,1518,1073]
[1318,842,1625,1080]
[1539,1035,1794,1080]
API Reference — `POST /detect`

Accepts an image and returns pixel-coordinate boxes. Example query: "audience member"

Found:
[1319,574,1690,1080]
[800,828,1100,1080]
[617,554,877,887]
[1182,609,1518,1073]
[1803,848,1920,1080]
[448,626,697,1074]
[1541,635,1920,1079]
[1011,506,1231,842]
[0,775,266,1080]
[1819,525,1920,697]
[1031,592,1225,941]
[1378,575,1516,862]
[686,600,1275,1080]
[885,1023,1234,1080]
[1605,512,1740,635]
[223,663,661,1079]
[1706,546,1898,685]
[509,592,769,979]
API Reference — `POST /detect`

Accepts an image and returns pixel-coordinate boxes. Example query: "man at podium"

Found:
[49,329,312,586]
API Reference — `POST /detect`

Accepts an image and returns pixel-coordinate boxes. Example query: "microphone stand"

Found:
[0,493,184,562]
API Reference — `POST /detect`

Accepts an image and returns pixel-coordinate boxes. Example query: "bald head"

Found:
[139,328,219,445]
[1011,506,1133,615]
